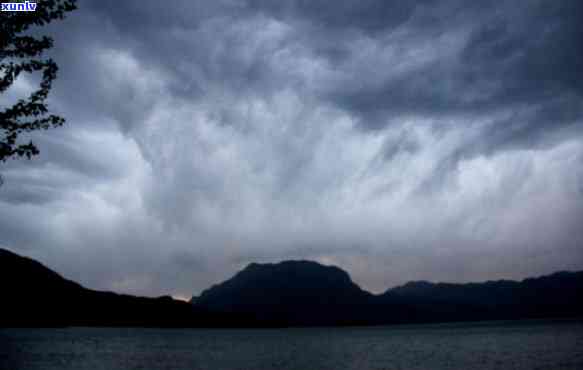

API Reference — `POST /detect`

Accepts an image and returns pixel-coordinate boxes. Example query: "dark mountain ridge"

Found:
[1,248,582,328]
[377,270,583,323]
[0,248,247,328]
[193,260,583,326]
[195,260,375,325]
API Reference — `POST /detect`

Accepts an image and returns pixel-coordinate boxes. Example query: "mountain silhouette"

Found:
[0,248,243,328]
[194,260,378,325]
[193,260,583,326]
[379,271,583,322]
[2,248,582,328]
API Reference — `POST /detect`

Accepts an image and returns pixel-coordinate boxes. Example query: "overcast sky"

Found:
[1,0,582,299]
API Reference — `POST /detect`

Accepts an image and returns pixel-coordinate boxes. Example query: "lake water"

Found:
[1,320,582,370]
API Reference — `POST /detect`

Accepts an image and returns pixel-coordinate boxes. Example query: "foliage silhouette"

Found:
[0,0,77,164]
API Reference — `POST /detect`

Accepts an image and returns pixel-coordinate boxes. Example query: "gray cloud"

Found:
[1,0,582,297]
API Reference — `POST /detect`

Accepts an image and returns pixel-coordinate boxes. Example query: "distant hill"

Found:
[193,260,583,326]
[378,271,583,322]
[0,248,242,328]
[194,260,378,325]
[2,248,582,328]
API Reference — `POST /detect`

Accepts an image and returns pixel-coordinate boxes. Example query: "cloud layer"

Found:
[1,0,582,297]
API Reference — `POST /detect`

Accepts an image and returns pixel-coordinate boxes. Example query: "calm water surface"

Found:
[1,320,582,370]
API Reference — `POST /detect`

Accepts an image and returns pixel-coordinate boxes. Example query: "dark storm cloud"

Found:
[1,0,582,297]
[329,1,583,129]
[243,0,423,33]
